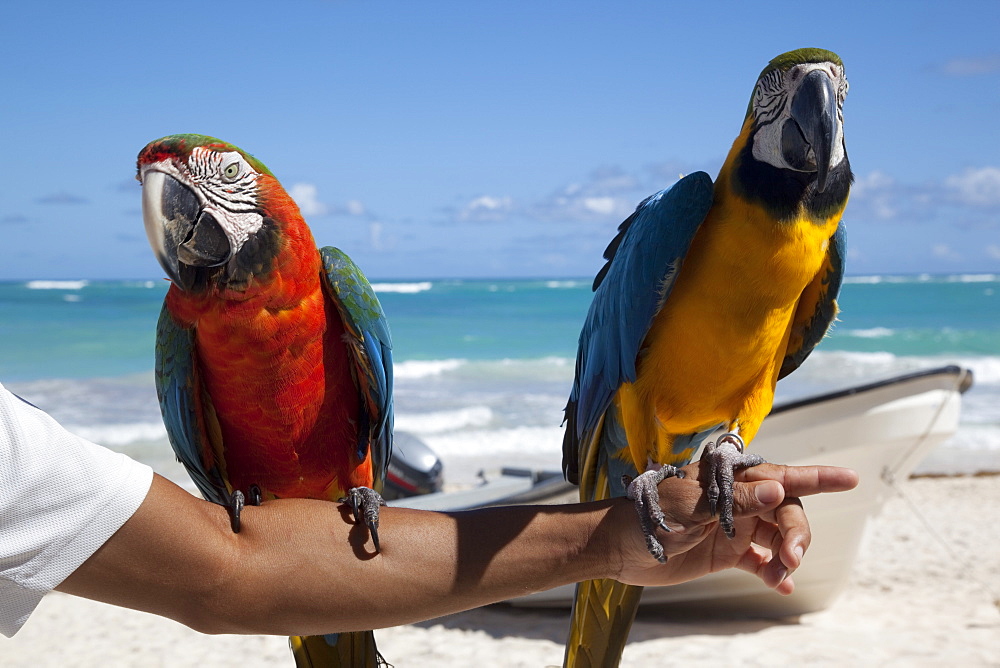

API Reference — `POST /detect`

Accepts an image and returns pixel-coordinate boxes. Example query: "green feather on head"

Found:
[138,133,274,178]
[745,47,845,119]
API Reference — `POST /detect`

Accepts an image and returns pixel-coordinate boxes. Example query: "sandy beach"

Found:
[2,474,997,667]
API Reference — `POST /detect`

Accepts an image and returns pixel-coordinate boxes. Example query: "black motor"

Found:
[382,431,444,500]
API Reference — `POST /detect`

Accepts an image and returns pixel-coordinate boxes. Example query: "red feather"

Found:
[166,174,371,501]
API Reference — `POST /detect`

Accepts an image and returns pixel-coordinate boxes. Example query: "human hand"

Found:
[612,461,858,593]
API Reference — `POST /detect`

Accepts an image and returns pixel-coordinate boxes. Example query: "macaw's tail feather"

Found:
[290,631,390,668]
[563,578,643,668]
[563,410,643,667]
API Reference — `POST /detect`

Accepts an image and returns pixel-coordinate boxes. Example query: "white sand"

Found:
[2,476,998,667]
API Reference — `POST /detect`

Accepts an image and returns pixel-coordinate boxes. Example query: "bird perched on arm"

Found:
[138,134,393,667]
[561,48,852,667]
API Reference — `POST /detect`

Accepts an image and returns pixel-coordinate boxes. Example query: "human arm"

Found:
[614,460,858,592]
[56,462,857,636]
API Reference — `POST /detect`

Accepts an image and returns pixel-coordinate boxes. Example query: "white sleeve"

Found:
[0,382,154,637]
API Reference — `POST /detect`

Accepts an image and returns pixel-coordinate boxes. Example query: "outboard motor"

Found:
[382,431,444,500]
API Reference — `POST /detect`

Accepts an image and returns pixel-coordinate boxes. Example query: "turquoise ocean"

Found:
[1,274,998,488]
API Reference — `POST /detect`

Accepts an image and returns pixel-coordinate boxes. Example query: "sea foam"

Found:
[845,327,895,338]
[371,281,433,293]
[26,280,89,290]
[67,421,168,447]
[843,273,999,285]
[948,274,998,283]
[421,425,564,457]
[394,359,465,379]
[396,406,493,434]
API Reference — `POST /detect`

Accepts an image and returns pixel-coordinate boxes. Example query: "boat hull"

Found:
[391,366,973,615]
[512,365,973,614]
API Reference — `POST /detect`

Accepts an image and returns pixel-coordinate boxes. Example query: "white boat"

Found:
[391,365,973,616]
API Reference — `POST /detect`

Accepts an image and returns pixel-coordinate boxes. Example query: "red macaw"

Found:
[138,134,393,667]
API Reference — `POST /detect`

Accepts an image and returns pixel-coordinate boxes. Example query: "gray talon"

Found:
[226,485,265,534]
[341,486,387,551]
[624,466,685,563]
[702,434,766,538]
[227,489,246,534]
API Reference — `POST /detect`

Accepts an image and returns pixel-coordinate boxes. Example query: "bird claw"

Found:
[225,484,262,534]
[340,486,387,552]
[226,489,245,534]
[248,484,262,506]
[702,433,766,538]
[623,466,685,564]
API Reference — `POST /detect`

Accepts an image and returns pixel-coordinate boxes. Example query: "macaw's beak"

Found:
[142,169,232,291]
[781,68,838,193]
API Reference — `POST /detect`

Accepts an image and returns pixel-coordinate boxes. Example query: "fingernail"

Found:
[755,482,781,504]
[794,544,805,563]
[775,565,788,584]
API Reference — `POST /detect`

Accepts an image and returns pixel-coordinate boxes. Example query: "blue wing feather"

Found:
[319,247,394,484]
[562,173,715,484]
[778,222,846,379]
[154,304,229,505]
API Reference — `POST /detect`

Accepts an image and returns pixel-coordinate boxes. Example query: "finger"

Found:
[740,497,810,575]
[738,464,859,497]
[750,521,793,588]
[751,520,782,556]
[730,480,786,518]
[775,573,796,596]
[735,544,795,594]
[774,497,809,570]
[735,543,769,579]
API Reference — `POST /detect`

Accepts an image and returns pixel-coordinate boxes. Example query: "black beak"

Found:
[781,69,838,192]
[142,171,232,291]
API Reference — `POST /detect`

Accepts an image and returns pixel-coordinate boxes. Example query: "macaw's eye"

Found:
[223,162,241,181]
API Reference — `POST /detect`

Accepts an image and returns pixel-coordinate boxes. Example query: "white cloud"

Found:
[852,170,895,195]
[849,170,901,220]
[849,167,1000,226]
[289,183,328,216]
[471,195,511,211]
[932,243,962,261]
[585,167,641,195]
[986,245,1000,260]
[370,221,383,251]
[540,252,571,269]
[938,55,1000,77]
[290,184,374,219]
[457,195,514,222]
[944,167,1000,208]
[444,164,697,225]
[532,189,633,222]
[582,197,618,215]
[528,167,641,222]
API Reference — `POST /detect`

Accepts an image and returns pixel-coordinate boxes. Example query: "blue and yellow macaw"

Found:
[561,48,851,666]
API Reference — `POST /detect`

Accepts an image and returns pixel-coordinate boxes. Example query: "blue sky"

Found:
[2,1,998,280]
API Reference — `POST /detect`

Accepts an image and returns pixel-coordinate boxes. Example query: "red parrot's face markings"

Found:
[139,142,282,293]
